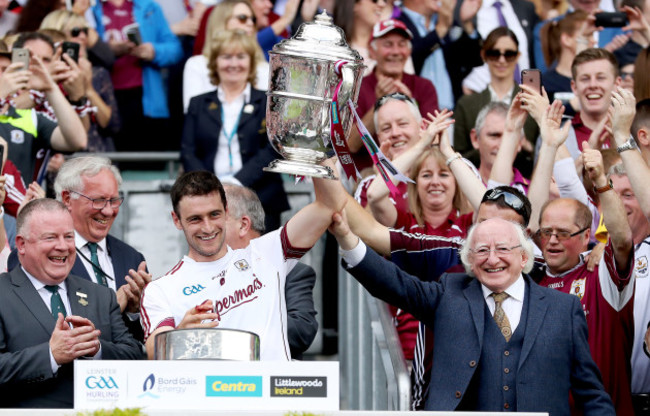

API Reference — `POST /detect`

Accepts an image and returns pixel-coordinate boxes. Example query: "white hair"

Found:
[459,220,535,276]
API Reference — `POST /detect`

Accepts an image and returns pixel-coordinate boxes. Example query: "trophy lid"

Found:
[270,11,363,63]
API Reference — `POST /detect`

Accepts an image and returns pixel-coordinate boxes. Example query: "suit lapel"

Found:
[518,278,548,369]
[205,94,222,126]
[66,276,90,317]
[237,89,263,133]
[10,268,56,335]
[71,256,92,282]
[106,236,127,289]
[463,279,486,349]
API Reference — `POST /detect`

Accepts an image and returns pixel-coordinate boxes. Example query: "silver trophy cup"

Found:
[264,12,365,179]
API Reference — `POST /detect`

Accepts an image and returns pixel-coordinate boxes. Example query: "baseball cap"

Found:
[370,19,413,43]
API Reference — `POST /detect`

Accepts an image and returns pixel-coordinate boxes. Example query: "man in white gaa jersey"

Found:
[140,170,342,360]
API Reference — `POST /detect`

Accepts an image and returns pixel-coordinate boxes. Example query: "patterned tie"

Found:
[87,242,108,287]
[493,1,521,84]
[45,285,66,319]
[491,292,512,341]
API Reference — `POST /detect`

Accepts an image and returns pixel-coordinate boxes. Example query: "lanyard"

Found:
[221,104,244,170]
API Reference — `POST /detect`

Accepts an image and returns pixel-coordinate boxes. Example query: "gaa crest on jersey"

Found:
[570,278,586,300]
[234,259,250,271]
[635,255,648,278]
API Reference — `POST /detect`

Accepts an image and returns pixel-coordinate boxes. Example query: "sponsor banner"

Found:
[270,376,327,397]
[75,360,338,411]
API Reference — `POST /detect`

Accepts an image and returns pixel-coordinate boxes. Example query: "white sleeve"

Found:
[140,280,174,340]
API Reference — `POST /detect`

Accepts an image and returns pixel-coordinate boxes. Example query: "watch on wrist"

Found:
[593,178,614,194]
[616,135,637,153]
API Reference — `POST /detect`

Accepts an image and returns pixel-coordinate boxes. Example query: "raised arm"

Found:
[582,141,633,272]
[610,87,650,222]
[438,128,486,210]
[527,100,570,232]
[490,94,528,186]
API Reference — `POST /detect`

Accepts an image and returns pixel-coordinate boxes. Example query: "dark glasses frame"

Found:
[70,27,89,37]
[535,226,589,242]
[484,49,519,62]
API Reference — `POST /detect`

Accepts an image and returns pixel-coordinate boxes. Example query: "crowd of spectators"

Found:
[0,0,649,414]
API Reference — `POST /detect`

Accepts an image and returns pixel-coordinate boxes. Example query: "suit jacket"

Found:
[7,235,147,342]
[508,0,539,68]
[347,247,615,416]
[181,88,290,224]
[286,262,318,360]
[0,268,142,408]
[398,10,484,103]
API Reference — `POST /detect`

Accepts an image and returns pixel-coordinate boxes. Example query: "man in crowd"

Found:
[56,157,150,343]
[555,48,621,159]
[330,212,614,413]
[469,101,530,191]
[141,169,343,360]
[349,19,438,169]
[223,184,318,359]
[0,199,141,407]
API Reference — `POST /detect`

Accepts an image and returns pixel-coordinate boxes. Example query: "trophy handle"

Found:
[337,64,355,106]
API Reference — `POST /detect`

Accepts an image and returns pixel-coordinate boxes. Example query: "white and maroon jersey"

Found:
[632,237,650,393]
[537,240,635,413]
[141,227,307,361]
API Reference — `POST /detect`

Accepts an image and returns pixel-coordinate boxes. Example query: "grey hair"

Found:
[223,184,266,235]
[608,162,627,177]
[17,198,69,237]
[54,156,122,201]
[373,96,422,132]
[459,220,535,276]
[474,101,509,136]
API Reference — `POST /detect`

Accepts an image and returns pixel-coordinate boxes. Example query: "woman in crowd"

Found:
[540,10,591,116]
[181,30,288,231]
[183,0,268,112]
[454,27,537,175]
[40,9,120,152]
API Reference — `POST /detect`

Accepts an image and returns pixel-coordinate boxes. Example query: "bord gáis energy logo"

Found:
[205,376,262,397]
[138,373,160,399]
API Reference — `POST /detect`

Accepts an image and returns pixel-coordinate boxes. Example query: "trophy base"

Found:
[264,159,338,179]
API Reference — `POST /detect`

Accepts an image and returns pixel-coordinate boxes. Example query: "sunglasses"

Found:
[233,14,256,25]
[484,49,518,62]
[621,71,634,80]
[70,27,89,37]
[481,188,531,224]
[374,92,415,111]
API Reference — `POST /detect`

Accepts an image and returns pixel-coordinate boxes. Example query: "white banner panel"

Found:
[74,360,339,411]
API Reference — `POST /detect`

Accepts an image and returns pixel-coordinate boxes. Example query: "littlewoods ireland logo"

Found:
[270,376,327,397]
[205,376,262,397]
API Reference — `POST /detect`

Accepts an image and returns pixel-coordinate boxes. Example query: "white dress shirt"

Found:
[477,0,530,71]
[76,233,116,291]
[481,274,525,332]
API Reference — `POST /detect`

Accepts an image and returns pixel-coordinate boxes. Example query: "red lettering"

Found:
[213,277,265,318]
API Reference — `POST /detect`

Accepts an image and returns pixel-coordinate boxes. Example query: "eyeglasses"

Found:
[471,245,522,259]
[233,14,256,24]
[484,49,518,62]
[536,226,589,241]
[374,92,415,111]
[70,190,124,210]
[621,71,634,80]
[481,188,530,223]
[70,27,89,37]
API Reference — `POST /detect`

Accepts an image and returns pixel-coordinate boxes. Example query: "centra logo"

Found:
[205,376,262,397]
[85,376,118,390]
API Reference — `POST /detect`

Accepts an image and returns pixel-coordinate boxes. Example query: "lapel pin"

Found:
[243,104,254,114]
[76,291,88,306]
[209,102,218,111]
